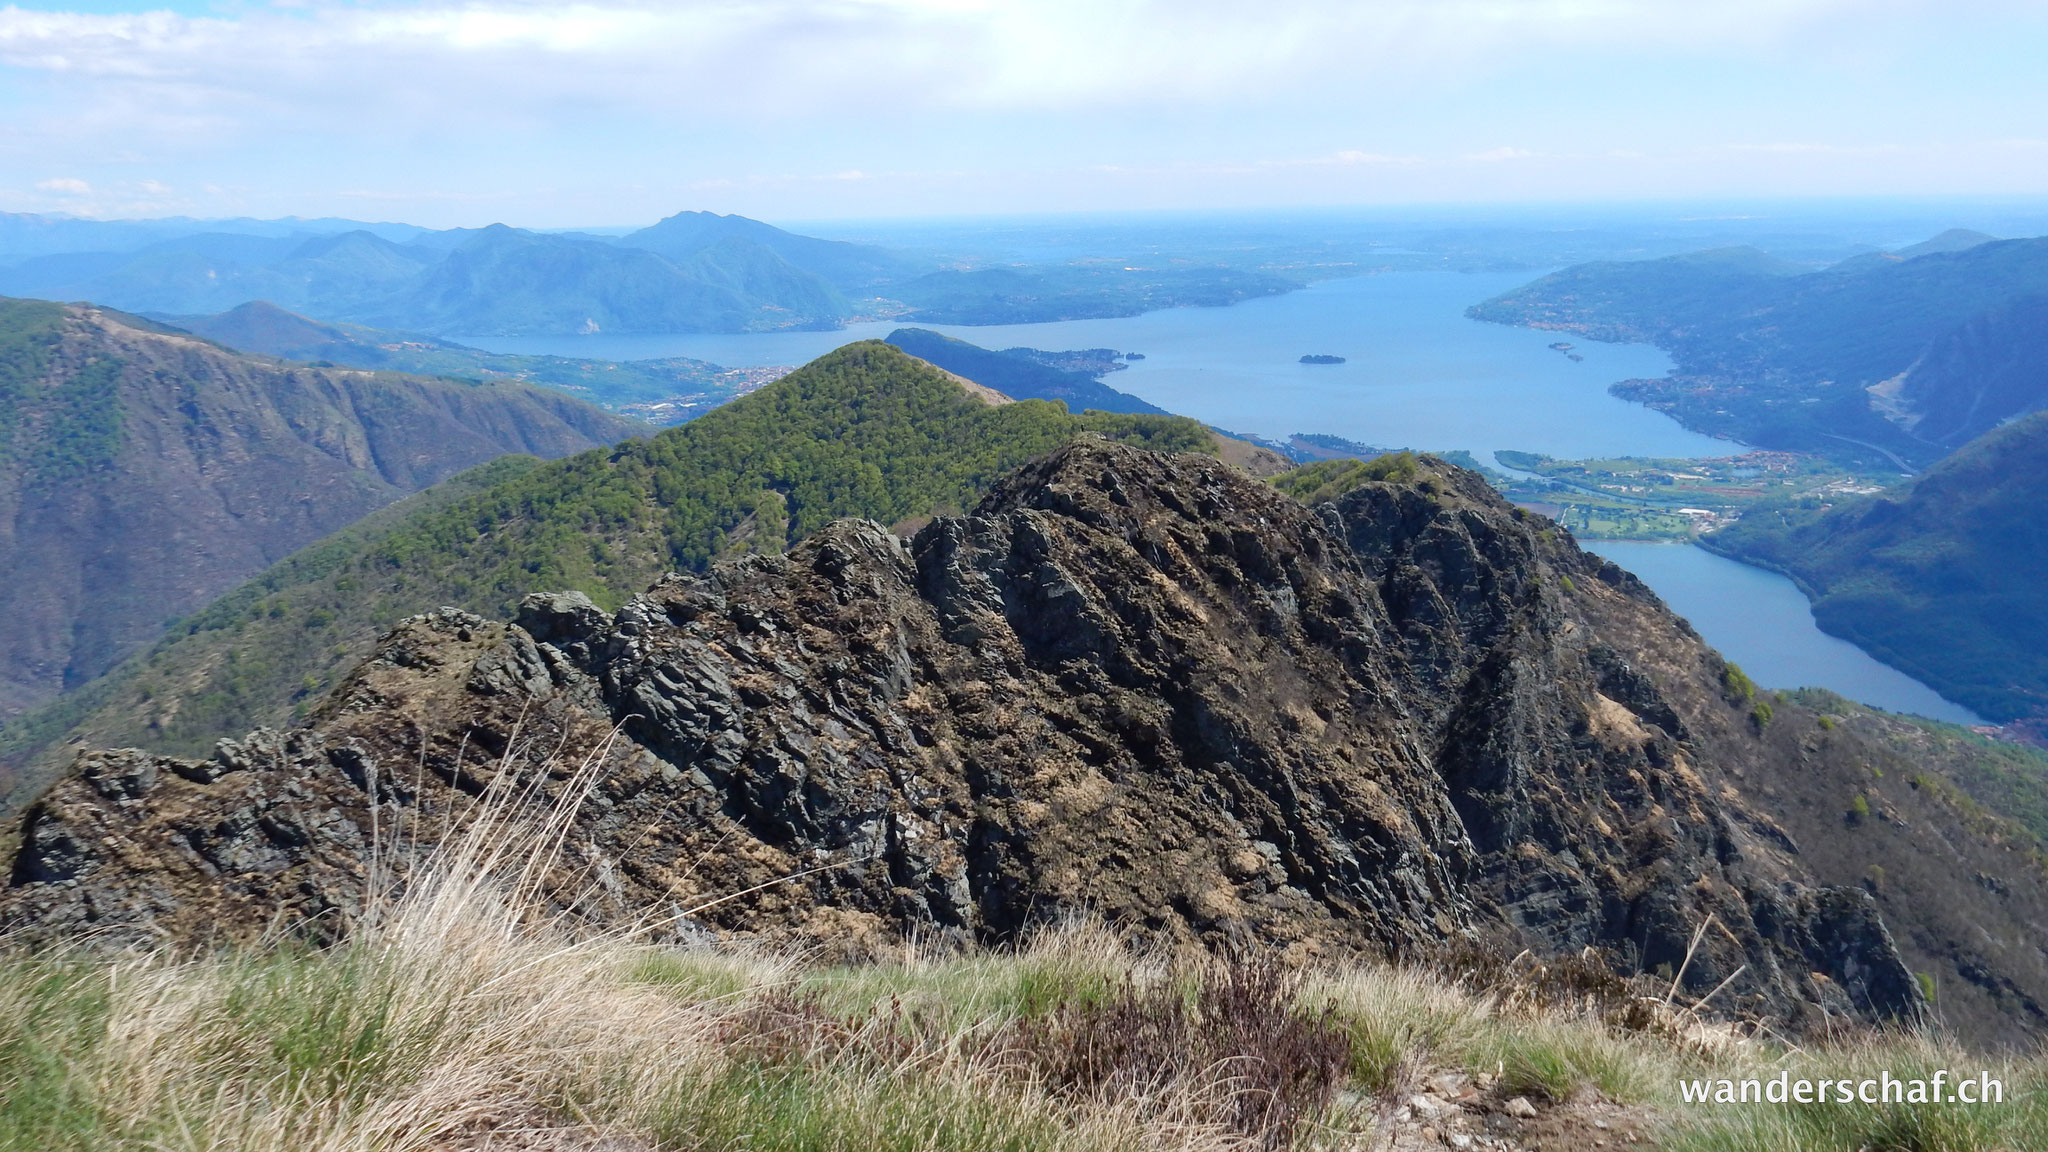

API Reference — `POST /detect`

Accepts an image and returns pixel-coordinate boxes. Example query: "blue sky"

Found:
[2,0,2046,227]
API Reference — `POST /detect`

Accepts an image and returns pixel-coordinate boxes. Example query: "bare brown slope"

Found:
[7,443,2045,1047]
[0,300,641,718]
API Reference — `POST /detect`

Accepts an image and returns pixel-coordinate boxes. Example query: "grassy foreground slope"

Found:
[0,341,1212,802]
[2,813,2040,1152]
[1705,411,2048,722]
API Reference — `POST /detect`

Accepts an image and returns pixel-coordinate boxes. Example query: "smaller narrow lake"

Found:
[1586,541,1984,725]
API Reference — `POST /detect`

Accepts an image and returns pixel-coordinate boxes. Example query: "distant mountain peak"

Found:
[164,299,357,360]
[1893,228,1999,259]
[620,210,920,293]
[1662,245,1807,275]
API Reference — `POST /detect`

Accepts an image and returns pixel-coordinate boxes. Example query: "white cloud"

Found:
[1315,150,1421,166]
[33,176,92,194]
[1464,147,1534,161]
[0,0,2037,221]
[0,0,1889,137]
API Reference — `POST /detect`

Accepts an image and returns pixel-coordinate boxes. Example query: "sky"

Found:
[1,0,2046,227]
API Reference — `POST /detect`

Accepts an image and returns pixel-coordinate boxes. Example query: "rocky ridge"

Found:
[9,442,2048,1045]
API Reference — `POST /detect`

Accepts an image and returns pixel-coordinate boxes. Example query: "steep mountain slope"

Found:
[885,327,1169,414]
[0,341,1216,802]
[1705,411,2048,723]
[10,442,2048,1046]
[1778,687,2048,852]
[0,296,641,722]
[1470,235,2048,465]
[1884,294,2048,450]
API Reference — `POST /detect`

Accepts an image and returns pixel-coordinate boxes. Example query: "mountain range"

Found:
[0,215,874,336]
[1472,229,2048,728]
[1469,231,2048,468]
[5,227,2048,1060]
[0,210,1302,336]
[0,295,640,725]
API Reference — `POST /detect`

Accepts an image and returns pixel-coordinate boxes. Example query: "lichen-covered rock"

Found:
[12,440,2038,1039]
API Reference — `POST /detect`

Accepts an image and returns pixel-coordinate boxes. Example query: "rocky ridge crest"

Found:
[11,441,2046,1043]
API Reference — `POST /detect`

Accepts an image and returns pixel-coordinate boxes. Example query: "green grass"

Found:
[1662,1042,2048,1152]
[0,957,115,1148]
[650,1060,1075,1152]
[1271,451,1421,504]
[4,840,2042,1152]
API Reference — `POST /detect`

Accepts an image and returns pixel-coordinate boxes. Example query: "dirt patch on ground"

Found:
[1212,430,1295,476]
[1363,1070,1661,1151]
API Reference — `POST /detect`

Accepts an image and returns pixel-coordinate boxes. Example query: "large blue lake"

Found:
[462,273,1985,724]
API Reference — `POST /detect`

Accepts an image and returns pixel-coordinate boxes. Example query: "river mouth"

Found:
[466,271,1971,722]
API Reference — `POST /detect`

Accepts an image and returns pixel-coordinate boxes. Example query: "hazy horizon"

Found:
[13,196,2048,258]
[3,1,2045,228]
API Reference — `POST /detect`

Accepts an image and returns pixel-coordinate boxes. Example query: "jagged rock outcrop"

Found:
[16,440,2038,1039]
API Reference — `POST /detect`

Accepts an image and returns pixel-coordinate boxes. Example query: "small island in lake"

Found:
[1299,354,1346,364]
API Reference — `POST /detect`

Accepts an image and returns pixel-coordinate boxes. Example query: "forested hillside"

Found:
[0,296,639,723]
[1705,411,2048,721]
[0,341,1214,804]
[885,328,1167,414]
[1470,233,2048,466]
